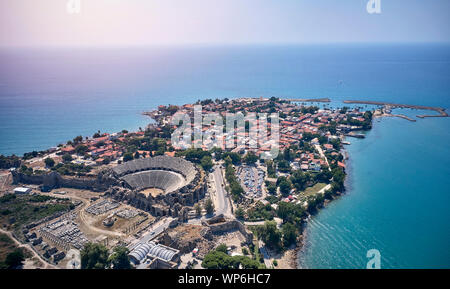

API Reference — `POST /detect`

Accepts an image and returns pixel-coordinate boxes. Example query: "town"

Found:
[0,97,375,269]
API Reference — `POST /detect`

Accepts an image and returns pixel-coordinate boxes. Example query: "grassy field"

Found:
[301,183,327,197]
[0,193,74,238]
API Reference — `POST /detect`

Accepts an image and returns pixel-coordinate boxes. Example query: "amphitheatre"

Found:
[107,156,206,219]
[113,156,197,195]
[11,156,207,220]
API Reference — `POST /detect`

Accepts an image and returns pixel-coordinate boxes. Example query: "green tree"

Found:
[276,201,305,224]
[80,243,110,269]
[108,246,131,269]
[278,179,292,196]
[62,154,73,163]
[290,170,308,191]
[244,151,258,165]
[257,221,282,251]
[266,182,277,195]
[195,203,202,216]
[75,145,88,155]
[200,155,213,171]
[5,249,24,269]
[204,198,215,215]
[235,207,245,219]
[282,223,297,247]
[44,157,55,168]
[216,244,228,254]
[123,153,133,162]
[73,135,83,144]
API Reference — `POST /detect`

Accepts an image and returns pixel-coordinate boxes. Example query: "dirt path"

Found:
[0,228,56,269]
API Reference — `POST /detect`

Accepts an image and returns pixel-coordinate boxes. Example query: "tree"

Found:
[290,170,308,191]
[235,207,245,219]
[0,155,21,169]
[266,160,276,178]
[224,156,233,167]
[200,155,213,171]
[278,179,292,196]
[282,223,297,247]
[222,152,241,165]
[73,135,83,144]
[277,160,291,173]
[108,246,131,269]
[195,203,202,216]
[266,182,277,195]
[123,153,133,162]
[44,157,55,168]
[205,198,215,215]
[202,249,263,269]
[75,145,88,155]
[80,243,110,269]
[62,154,73,163]
[244,151,258,165]
[257,221,282,251]
[5,249,24,269]
[276,201,305,224]
[216,244,228,254]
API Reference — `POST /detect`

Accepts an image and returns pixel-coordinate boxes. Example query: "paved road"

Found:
[315,144,331,171]
[212,165,232,217]
[258,241,273,268]
[128,217,174,250]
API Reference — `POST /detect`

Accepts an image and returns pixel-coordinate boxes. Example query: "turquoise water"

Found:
[1,44,449,156]
[299,110,450,268]
[0,44,449,268]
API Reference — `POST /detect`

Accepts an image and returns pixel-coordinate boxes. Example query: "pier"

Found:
[343,100,448,118]
[287,98,331,103]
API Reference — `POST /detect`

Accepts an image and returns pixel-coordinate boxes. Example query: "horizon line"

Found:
[1,41,450,50]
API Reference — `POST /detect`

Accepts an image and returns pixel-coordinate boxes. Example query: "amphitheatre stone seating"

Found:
[113,156,196,184]
[121,170,185,193]
[112,156,197,193]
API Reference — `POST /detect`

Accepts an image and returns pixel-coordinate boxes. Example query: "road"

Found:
[212,165,232,217]
[258,241,273,268]
[128,217,174,251]
[314,144,331,171]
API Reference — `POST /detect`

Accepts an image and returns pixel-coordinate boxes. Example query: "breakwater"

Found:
[287,98,331,103]
[343,100,448,118]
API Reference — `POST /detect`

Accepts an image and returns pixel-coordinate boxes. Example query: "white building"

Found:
[14,187,32,194]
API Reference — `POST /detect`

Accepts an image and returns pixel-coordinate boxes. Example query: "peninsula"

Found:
[0,97,444,269]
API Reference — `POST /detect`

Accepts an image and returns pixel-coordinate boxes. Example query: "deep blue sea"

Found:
[0,44,449,268]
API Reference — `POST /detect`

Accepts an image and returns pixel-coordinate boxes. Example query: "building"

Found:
[14,187,32,194]
[129,241,180,269]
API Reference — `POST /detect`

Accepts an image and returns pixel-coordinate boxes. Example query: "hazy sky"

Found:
[0,0,449,47]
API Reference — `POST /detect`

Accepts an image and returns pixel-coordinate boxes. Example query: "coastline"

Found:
[289,132,358,269]
[292,190,346,269]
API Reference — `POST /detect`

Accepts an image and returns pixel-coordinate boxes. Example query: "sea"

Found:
[0,44,449,268]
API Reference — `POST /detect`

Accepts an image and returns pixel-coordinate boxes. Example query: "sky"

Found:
[0,0,449,47]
